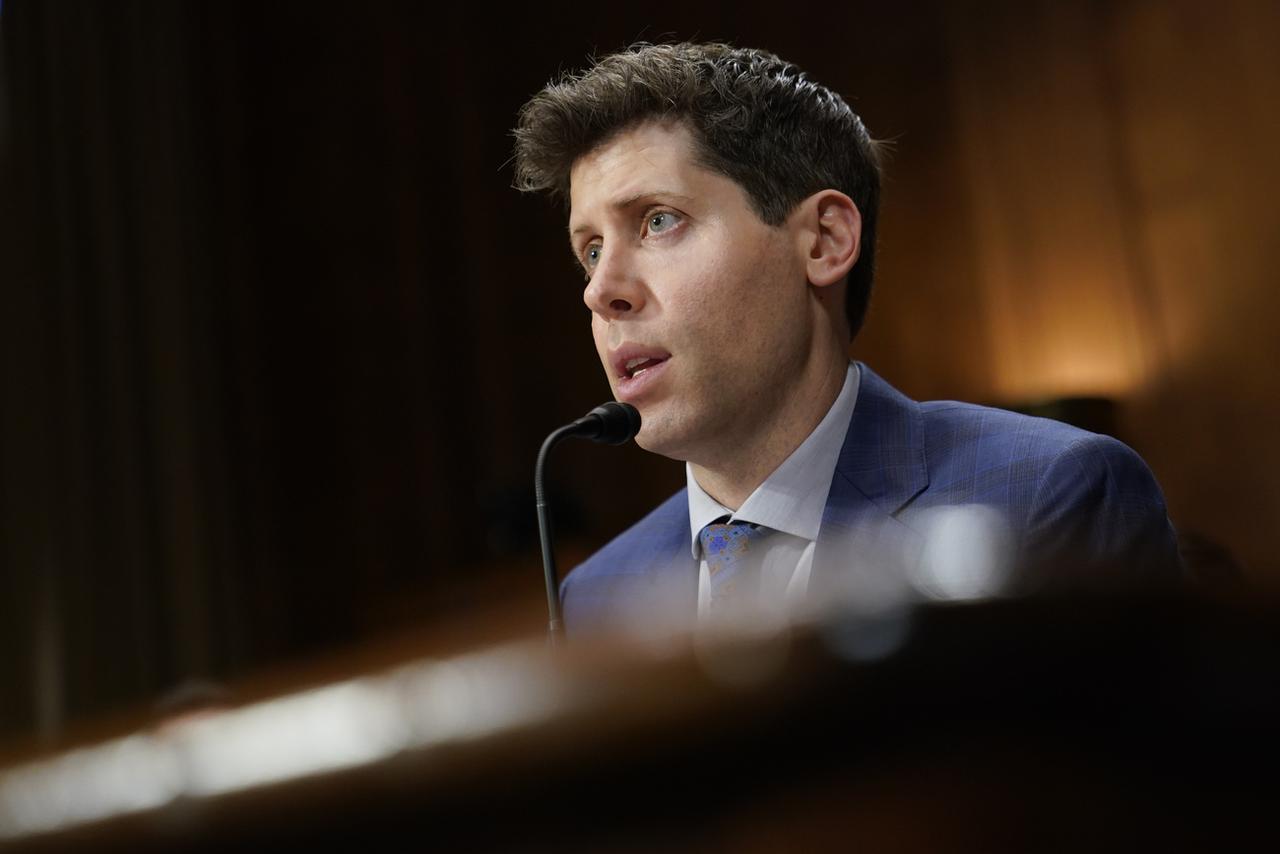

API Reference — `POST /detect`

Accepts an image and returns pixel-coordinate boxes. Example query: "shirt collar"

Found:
[687,362,861,558]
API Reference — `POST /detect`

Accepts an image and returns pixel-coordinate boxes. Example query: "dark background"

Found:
[1,0,1277,742]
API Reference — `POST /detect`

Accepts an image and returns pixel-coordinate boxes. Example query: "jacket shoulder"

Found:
[911,400,1180,584]
[919,399,1097,456]
[915,400,1122,497]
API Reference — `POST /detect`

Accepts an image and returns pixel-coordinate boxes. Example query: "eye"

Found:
[583,242,602,275]
[646,210,681,235]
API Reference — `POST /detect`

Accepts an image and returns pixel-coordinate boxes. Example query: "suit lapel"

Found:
[573,492,698,635]
[642,498,700,624]
[809,364,930,610]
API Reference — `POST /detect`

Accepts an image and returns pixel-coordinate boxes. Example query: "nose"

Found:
[583,244,645,320]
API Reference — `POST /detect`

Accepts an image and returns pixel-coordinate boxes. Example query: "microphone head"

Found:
[584,401,641,445]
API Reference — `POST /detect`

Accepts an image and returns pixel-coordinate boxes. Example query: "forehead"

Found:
[568,121,705,225]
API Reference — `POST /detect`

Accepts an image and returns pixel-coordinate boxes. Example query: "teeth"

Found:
[622,354,666,380]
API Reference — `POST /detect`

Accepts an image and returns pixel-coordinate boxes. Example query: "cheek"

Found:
[686,251,786,337]
[672,253,740,325]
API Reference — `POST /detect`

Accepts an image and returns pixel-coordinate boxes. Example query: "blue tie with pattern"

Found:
[698,518,770,610]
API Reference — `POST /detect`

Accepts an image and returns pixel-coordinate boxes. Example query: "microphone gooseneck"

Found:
[535,401,640,642]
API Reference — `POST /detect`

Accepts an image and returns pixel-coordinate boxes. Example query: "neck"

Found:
[690,346,848,510]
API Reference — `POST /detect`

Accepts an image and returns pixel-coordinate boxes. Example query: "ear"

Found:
[794,190,862,289]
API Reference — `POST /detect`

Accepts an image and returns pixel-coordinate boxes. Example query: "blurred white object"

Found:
[909,505,1014,601]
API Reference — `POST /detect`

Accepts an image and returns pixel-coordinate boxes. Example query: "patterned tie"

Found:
[698,518,770,610]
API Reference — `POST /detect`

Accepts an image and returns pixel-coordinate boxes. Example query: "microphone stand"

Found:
[535,403,640,643]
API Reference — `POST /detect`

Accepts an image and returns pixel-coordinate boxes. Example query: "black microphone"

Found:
[535,402,641,642]
[566,401,642,445]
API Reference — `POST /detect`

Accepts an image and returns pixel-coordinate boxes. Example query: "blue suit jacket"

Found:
[561,364,1181,635]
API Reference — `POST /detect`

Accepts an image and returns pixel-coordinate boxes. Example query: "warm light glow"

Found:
[1014,351,1139,400]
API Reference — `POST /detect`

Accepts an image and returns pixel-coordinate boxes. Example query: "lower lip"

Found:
[616,358,670,402]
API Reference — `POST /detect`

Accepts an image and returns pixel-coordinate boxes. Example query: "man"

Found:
[513,43,1180,637]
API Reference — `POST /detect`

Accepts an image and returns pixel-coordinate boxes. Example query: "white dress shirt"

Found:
[687,362,861,620]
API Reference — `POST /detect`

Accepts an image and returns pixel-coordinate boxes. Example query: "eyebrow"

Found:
[568,190,695,239]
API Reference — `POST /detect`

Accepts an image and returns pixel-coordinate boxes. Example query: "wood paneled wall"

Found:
[858,0,1280,577]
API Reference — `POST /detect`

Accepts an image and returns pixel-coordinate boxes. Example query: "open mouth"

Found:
[611,346,672,400]
[622,356,667,380]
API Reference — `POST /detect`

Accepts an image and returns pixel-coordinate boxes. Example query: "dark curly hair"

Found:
[513,42,883,340]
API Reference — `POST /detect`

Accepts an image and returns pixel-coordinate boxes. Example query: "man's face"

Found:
[568,120,815,463]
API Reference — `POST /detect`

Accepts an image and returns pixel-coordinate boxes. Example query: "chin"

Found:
[631,409,700,463]
[632,424,666,456]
